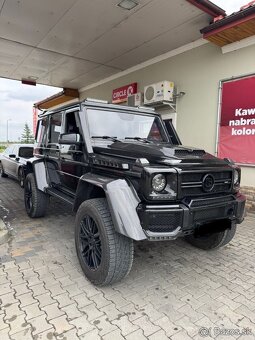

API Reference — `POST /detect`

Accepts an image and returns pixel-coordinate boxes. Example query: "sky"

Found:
[0,78,60,142]
[211,0,249,14]
[0,0,249,142]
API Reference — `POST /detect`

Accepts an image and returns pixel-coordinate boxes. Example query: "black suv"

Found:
[24,99,246,286]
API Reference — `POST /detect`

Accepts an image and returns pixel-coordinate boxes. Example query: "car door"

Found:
[1,146,12,174]
[11,145,21,178]
[4,145,16,175]
[58,109,88,194]
[45,112,63,188]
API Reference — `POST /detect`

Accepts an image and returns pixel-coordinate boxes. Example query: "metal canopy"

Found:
[0,0,213,90]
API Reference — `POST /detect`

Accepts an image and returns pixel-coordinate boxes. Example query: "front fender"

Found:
[26,157,48,191]
[76,173,147,241]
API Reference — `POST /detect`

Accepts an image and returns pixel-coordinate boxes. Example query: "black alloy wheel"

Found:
[75,198,134,286]
[79,215,102,270]
[24,173,48,218]
[24,178,32,211]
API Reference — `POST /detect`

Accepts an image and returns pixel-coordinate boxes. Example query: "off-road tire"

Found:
[18,167,25,188]
[185,224,237,250]
[75,198,134,286]
[0,162,8,178]
[24,173,49,218]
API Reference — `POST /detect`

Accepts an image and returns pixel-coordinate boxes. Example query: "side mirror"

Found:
[59,133,81,145]
[9,154,16,158]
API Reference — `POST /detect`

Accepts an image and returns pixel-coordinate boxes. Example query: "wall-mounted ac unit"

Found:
[127,92,143,107]
[144,81,174,105]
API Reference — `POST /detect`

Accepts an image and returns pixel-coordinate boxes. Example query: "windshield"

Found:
[86,109,168,142]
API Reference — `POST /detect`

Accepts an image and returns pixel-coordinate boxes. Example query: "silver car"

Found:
[0,144,34,187]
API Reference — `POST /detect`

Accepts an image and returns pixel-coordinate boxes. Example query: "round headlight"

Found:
[233,169,239,185]
[152,174,167,192]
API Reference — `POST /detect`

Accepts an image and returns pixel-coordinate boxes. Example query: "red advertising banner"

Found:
[33,106,38,136]
[218,75,255,164]
[112,83,137,103]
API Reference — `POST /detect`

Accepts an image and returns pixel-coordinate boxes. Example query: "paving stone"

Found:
[99,303,122,322]
[4,302,24,319]
[63,283,82,298]
[80,302,104,321]
[133,315,160,337]
[47,284,65,297]
[18,292,35,308]
[33,328,56,340]
[92,315,118,336]
[0,327,10,340]
[90,293,111,309]
[125,329,148,340]
[51,293,73,308]
[171,330,194,340]
[112,315,139,336]
[7,312,30,336]
[22,302,44,321]
[0,283,12,296]
[9,327,33,340]
[57,276,74,287]
[49,315,74,335]
[69,315,95,336]
[56,328,79,340]
[61,303,83,321]
[72,293,92,308]
[153,316,180,337]
[30,284,48,297]
[0,314,9,331]
[42,303,65,320]
[102,328,125,340]
[29,314,53,336]
[148,329,170,340]
[36,293,55,308]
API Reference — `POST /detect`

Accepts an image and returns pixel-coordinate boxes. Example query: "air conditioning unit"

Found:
[127,92,143,107]
[144,81,174,105]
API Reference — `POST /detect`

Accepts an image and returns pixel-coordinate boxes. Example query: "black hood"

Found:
[93,141,226,165]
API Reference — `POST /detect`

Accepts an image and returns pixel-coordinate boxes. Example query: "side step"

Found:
[46,188,74,206]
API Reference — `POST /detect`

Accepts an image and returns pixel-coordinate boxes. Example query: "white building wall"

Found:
[80,42,255,187]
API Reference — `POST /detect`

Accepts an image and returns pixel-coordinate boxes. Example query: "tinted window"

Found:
[36,117,48,146]
[49,113,62,144]
[65,111,80,134]
[86,109,168,142]
[19,147,34,158]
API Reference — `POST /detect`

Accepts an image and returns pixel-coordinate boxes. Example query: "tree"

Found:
[20,123,35,144]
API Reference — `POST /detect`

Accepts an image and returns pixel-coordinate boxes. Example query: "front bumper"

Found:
[137,194,246,240]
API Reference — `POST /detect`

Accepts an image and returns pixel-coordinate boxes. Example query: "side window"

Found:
[12,145,18,156]
[36,117,48,146]
[48,113,62,144]
[64,111,80,134]
[6,146,14,155]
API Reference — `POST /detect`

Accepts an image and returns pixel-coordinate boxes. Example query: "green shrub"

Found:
[0,145,6,153]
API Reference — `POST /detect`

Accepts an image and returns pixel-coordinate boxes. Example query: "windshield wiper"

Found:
[125,137,152,144]
[91,136,120,142]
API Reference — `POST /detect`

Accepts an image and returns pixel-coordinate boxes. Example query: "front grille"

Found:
[147,213,182,232]
[188,195,235,208]
[180,170,232,197]
[138,207,183,233]
[175,149,205,157]
[193,207,226,222]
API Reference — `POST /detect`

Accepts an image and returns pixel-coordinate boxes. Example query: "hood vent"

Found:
[174,149,206,158]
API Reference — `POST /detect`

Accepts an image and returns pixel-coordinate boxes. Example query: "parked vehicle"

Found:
[23,99,245,286]
[0,144,34,187]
